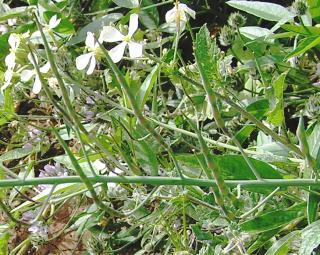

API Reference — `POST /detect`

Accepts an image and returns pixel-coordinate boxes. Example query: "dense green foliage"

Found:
[0,0,320,254]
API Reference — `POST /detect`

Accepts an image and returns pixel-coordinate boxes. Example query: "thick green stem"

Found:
[2,176,320,189]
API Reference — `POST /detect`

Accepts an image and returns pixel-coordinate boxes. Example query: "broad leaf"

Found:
[285,36,320,60]
[265,231,300,255]
[299,220,320,255]
[112,0,139,8]
[267,73,286,126]
[241,203,305,233]
[227,1,294,21]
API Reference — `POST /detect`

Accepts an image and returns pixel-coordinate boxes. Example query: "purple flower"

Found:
[38,163,68,191]
[28,221,48,237]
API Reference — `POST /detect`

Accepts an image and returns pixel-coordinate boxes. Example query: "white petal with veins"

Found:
[21,69,35,82]
[76,53,92,70]
[100,26,124,42]
[40,62,51,73]
[128,13,139,37]
[48,15,61,29]
[5,53,16,69]
[109,41,127,63]
[86,55,96,75]
[128,42,143,59]
[85,32,95,48]
[32,75,42,94]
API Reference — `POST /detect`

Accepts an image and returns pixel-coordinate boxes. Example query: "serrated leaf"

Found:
[139,0,159,29]
[267,73,286,126]
[265,231,300,255]
[299,220,320,254]
[227,1,294,21]
[195,25,220,86]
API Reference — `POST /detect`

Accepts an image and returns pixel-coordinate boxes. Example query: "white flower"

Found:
[76,32,103,75]
[46,15,61,30]
[0,24,8,34]
[5,33,20,69]
[21,53,50,94]
[8,18,16,27]
[100,13,143,63]
[165,2,195,31]
[107,168,123,190]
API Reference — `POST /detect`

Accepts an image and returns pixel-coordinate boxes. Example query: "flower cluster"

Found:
[38,163,68,191]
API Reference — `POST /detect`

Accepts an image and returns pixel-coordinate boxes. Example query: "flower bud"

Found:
[228,12,246,28]
[292,0,308,16]
[219,26,235,46]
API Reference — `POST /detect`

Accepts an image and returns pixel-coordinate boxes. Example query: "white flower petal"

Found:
[27,53,38,66]
[165,7,176,23]
[128,13,139,37]
[49,15,61,29]
[4,69,13,82]
[40,62,50,73]
[8,33,20,49]
[8,18,17,26]
[100,26,124,42]
[128,42,143,59]
[5,53,16,69]
[86,55,96,75]
[180,3,196,19]
[76,53,92,70]
[32,75,42,94]
[109,41,127,63]
[85,32,95,48]
[21,69,35,82]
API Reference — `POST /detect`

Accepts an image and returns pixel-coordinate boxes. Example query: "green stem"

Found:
[52,128,123,217]
[2,176,320,188]
[98,41,184,178]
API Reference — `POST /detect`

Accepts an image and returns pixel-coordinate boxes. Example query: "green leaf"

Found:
[299,220,320,255]
[246,99,269,120]
[307,190,319,224]
[134,139,159,176]
[0,147,32,162]
[195,25,220,85]
[112,0,139,8]
[285,36,320,60]
[265,231,300,255]
[68,13,123,45]
[307,123,320,158]
[139,0,159,29]
[137,64,159,109]
[241,203,305,233]
[307,0,320,21]
[281,24,320,36]
[176,154,282,183]
[267,73,286,126]
[240,26,273,41]
[234,125,256,145]
[248,228,282,254]
[227,1,294,21]
[0,232,9,255]
[0,6,34,22]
